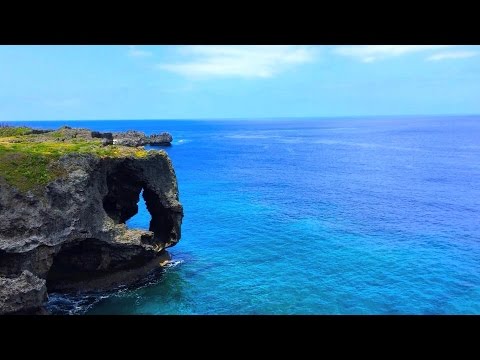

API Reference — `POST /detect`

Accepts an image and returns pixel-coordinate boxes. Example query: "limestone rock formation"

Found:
[148,132,173,146]
[113,130,147,147]
[113,130,173,147]
[0,128,183,314]
[0,271,47,314]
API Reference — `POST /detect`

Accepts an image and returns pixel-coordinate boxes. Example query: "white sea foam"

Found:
[175,139,191,145]
[164,259,184,268]
[45,260,184,314]
[46,293,104,315]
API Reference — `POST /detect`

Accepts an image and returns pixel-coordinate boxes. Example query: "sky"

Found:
[0,45,479,121]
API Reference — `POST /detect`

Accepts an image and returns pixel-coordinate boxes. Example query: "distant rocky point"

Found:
[112,130,173,147]
[0,125,173,148]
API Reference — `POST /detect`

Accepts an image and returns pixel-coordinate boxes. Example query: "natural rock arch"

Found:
[0,151,183,313]
[102,162,179,245]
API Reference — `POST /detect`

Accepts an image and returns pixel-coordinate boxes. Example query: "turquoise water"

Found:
[13,116,480,314]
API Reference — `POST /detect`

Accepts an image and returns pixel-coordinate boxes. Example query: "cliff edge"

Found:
[0,126,183,314]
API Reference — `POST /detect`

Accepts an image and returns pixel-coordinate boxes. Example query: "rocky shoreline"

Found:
[23,126,173,147]
[0,126,182,314]
[113,130,173,147]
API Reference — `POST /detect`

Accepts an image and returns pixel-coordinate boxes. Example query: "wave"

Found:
[45,292,105,315]
[175,139,191,145]
[163,259,184,268]
[45,258,185,314]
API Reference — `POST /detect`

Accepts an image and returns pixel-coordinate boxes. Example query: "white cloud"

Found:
[157,45,316,78]
[334,45,452,62]
[426,51,478,61]
[128,45,152,58]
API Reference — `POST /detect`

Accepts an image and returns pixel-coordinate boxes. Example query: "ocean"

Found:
[9,116,480,314]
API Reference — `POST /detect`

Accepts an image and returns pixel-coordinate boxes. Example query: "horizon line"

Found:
[3,113,480,122]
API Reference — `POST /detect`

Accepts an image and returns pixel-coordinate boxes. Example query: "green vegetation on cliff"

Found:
[0,126,32,137]
[0,126,150,193]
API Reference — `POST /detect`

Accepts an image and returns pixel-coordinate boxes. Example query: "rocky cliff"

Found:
[113,130,173,147]
[0,126,183,314]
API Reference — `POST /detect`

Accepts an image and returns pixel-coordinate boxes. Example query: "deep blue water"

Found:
[10,116,480,314]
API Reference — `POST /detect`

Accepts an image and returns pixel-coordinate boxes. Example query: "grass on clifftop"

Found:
[0,126,32,137]
[0,126,150,193]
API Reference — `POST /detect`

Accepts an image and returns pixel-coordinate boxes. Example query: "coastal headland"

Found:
[0,126,183,314]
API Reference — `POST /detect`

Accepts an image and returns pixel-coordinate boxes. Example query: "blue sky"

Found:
[1,45,479,120]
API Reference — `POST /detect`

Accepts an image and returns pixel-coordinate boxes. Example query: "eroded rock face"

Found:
[23,127,115,145]
[0,150,183,314]
[14,126,172,148]
[113,130,147,147]
[0,271,47,315]
[148,132,173,146]
[113,131,173,147]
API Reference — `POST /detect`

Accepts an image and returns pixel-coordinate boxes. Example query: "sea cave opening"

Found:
[102,167,146,225]
[45,238,152,291]
[101,164,176,244]
[126,189,150,230]
[46,164,179,291]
